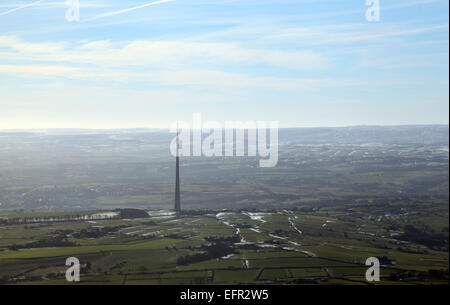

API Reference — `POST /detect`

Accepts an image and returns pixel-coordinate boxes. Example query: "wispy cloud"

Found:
[384,0,444,10]
[0,35,335,91]
[0,36,327,70]
[0,0,44,16]
[195,22,449,46]
[0,0,110,9]
[0,64,370,92]
[88,0,175,21]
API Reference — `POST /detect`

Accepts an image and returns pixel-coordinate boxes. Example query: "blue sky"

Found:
[0,0,448,129]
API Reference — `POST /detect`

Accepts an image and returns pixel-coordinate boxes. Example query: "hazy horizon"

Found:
[0,123,449,132]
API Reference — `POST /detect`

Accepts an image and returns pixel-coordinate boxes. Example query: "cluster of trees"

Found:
[205,235,241,244]
[0,214,119,225]
[389,269,449,281]
[117,208,149,219]
[9,235,76,250]
[177,242,235,265]
[72,225,128,239]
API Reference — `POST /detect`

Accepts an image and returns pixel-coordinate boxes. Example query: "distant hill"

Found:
[279,125,449,145]
[0,125,447,211]
[1,125,448,146]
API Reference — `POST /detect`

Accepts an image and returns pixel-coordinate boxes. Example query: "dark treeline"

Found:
[0,214,118,225]
[72,225,129,239]
[9,235,76,250]
[177,241,236,265]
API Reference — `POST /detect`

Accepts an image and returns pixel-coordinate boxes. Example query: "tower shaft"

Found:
[174,128,181,213]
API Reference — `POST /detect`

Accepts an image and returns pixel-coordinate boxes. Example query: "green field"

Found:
[0,204,448,285]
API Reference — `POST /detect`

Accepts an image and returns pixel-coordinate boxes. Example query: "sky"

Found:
[0,0,448,129]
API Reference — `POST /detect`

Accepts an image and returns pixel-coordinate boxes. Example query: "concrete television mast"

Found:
[174,124,181,214]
